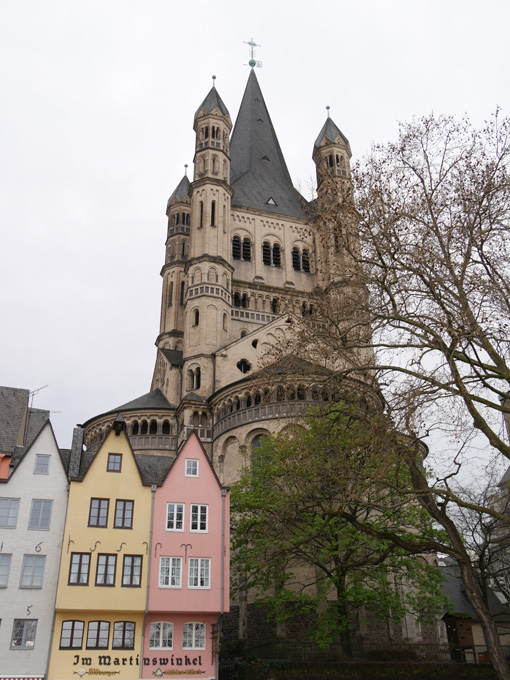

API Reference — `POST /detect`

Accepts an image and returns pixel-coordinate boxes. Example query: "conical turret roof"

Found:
[314,117,351,155]
[167,174,191,208]
[194,85,230,120]
[230,70,307,218]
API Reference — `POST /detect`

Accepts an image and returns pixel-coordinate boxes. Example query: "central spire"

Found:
[230,70,306,218]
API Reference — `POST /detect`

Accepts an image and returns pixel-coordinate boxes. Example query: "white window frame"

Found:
[185,459,199,477]
[34,454,50,474]
[166,502,184,531]
[11,619,37,649]
[0,553,12,587]
[159,556,182,588]
[28,499,53,530]
[190,504,208,532]
[0,498,20,528]
[182,622,206,650]
[20,554,46,588]
[188,557,210,589]
[149,621,173,649]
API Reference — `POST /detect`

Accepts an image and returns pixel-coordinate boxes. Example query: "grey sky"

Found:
[1,0,509,448]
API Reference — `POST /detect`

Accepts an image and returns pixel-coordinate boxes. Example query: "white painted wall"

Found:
[0,422,69,676]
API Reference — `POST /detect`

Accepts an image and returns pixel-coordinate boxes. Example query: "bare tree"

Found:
[274,112,510,679]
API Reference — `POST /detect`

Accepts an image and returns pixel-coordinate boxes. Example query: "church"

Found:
[79,67,416,647]
[81,66,355,487]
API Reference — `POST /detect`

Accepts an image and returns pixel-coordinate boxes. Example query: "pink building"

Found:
[143,432,230,679]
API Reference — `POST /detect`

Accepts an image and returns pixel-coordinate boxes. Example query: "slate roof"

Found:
[314,116,351,152]
[194,86,230,120]
[0,386,49,454]
[161,348,183,367]
[182,392,208,403]
[230,70,307,219]
[112,389,174,413]
[167,175,191,207]
[441,562,510,621]
[499,467,510,486]
[135,453,176,485]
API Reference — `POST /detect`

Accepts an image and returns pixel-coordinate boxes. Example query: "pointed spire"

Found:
[230,70,306,218]
[194,79,230,121]
[167,174,191,209]
[314,114,351,155]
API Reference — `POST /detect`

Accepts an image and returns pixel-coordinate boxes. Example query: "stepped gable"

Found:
[230,70,307,218]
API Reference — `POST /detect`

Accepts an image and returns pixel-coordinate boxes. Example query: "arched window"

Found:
[254,392,261,405]
[168,282,173,307]
[246,395,252,408]
[328,154,334,168]
[203,126,209,139]
[195,367,201,390]
[240,330,247,338]
[200,412,208,426]
[302,249,310,273]
[232,236,241,259]
[193,309,199,326]
[199,202,204,228]
[276,386,285,402]
[262,241,271,265]
[272,243,281,267]
[168,244,173,261]
[242,238,251,261]
[233,292,241,308]
[162,420,171,435]
[292,248,301,271]
[297,385,306,401]
[241,293,249,309]
[223,313,228,331]
[131,421,139,435]
[140,420,148,435]
[180,281,185,305]
[211,201,216,226]
[271,297,279,314]
[186,213,190,226]
[192,411,200,427]
[150,420,158,435]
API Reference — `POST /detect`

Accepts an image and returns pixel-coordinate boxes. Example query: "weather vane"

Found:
[244,39,262,69]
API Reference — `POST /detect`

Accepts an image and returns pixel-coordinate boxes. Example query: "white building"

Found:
[0,409,69,680]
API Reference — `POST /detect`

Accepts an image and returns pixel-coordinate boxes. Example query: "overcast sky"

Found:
[1,0,509,449]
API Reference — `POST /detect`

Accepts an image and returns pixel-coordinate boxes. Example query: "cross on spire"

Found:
[244,39,262,69]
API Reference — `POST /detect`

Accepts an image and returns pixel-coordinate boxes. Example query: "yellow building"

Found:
[48,417,169,680]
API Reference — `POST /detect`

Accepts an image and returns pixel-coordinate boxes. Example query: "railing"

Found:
[129,434,177,451]
[213,402,312,438]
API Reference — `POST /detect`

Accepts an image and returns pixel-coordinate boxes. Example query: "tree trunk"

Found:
[335,584,353,660]
[406,457,510,680]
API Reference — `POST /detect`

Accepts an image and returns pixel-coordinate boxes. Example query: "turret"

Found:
[312,110,352,189]
[193,76,232,185]
[312,112,354,287]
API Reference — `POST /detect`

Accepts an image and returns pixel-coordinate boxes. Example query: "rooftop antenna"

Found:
[244,39,262,69]
[326,105,331,118]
